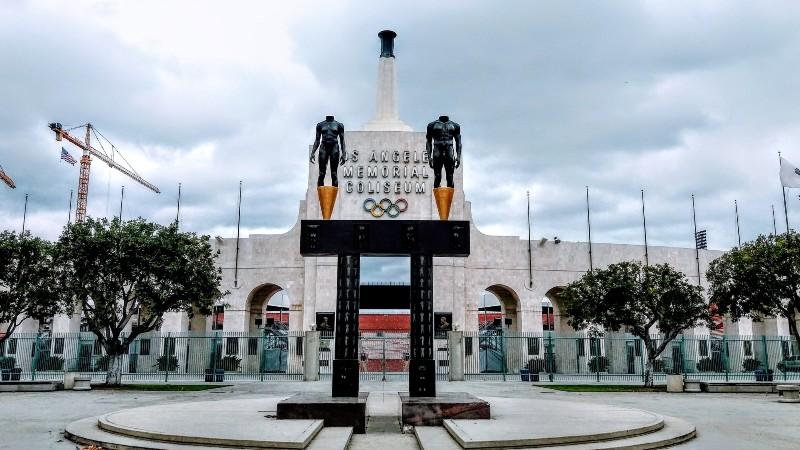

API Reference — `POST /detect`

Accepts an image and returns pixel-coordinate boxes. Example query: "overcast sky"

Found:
[3,0,800,275]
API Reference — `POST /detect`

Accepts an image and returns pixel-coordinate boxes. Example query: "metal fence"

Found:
[2,331,797,384]
[319,332,450,381]
[462,331,800,383]
[0,331,305,383]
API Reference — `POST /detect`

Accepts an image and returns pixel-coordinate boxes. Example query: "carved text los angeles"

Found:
[341,150,429,195]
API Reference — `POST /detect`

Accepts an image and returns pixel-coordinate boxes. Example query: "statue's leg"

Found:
[444,145,455,188]
[432,156,444,188]
[330,150,340,187]
[318,149,330,186]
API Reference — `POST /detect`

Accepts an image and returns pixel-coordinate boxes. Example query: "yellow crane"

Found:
[49,123,160,222]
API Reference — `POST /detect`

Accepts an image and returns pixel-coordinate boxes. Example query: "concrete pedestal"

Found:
[400,392,490,426]
[278,392,369,434]
[667,374,684,393]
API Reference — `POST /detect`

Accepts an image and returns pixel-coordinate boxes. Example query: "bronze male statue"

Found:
[426,116,461,188]
[310,115,346,187]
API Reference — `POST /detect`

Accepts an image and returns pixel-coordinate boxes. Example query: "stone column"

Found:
[448,331,465,381]
[333,254,360,397]
[410,253,436,396]
[304,331,320,381]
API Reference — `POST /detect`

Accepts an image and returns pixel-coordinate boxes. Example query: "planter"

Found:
[666,374,684,393]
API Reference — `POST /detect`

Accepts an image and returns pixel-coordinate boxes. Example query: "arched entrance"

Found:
[544,287,574,334]
[244,283,290,374]
[246,284,288,334]
[479,284,520,332]
[477,285,521,374]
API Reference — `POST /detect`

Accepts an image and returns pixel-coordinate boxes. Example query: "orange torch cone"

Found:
[433,187,454,220]
[317,186,338,220]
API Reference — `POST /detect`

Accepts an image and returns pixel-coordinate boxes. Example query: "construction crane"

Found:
[0,165,15,188]
[49,122,160,222]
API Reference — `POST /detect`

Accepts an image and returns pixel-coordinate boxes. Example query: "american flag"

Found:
[60,147,77,165]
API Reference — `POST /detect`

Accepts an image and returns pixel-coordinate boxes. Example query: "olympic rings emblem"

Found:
[363,198,408,218]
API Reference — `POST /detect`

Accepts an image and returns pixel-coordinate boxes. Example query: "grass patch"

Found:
[94,384,232,392]
[538,384,666,393]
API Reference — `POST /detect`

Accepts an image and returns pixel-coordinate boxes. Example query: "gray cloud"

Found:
[3,0,800,265]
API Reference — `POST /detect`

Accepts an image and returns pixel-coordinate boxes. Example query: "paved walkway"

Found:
[1,380,799,449]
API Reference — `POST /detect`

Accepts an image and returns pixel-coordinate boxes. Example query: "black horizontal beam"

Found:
[300,220,470,257]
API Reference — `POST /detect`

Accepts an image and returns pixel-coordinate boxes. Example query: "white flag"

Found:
[780,157,800,188]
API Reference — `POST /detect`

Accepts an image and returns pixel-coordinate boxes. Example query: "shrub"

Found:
[742,358,761,372]
[154,355,178,372]
[36,355,64,371]
[0,356,16,370]
[588,356,609,372]
[526,358,546,373]
[217,355,241,372]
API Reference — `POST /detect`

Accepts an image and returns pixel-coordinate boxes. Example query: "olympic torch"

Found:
[433,186,454,220]
[317,186,337,220]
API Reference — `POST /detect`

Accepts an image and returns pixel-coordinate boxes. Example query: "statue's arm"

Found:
[425,123,434,168]
[454,122,462,168]
[310,123,321,162]
[338,123,346,163]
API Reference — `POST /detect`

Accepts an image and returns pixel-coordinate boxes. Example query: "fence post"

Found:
[164,333,171,383]
[722,335,730,382]
[31,334,42,381]
[304,331,320,382]
[448,331,464,381]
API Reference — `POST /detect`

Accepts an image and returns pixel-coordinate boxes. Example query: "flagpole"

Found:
[586,186,593,271]
[234,180,243,288]
[780,152,790,233]
[692,194,701,287]
[641,189,649,265]
[176,182,182,228]
[22,193,29,234]
[772,204,777,236]
[118,186,125,221]
[67,189,73,225]
[527,190,533,288]
[735,200,741,247]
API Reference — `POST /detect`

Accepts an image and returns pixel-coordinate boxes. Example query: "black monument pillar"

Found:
[333,253,360,397]
[409,253,435,396]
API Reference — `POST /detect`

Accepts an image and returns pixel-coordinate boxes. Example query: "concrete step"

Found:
[67,416,352,450]
[308,427,353,450]
[414,415,695,449]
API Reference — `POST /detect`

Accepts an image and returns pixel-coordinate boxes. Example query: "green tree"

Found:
[707,232,800,346]
[53,218,226,385]
[561,261,710,386]
[0,231,65,346]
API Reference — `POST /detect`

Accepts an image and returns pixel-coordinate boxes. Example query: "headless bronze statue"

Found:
[310,116,346,187]
[426,116,461,188]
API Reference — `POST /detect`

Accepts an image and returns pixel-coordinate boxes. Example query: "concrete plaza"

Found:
[1,380,799,449]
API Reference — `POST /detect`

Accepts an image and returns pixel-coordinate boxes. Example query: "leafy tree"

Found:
[0,231,65,346]
[707,232,800,346]
[561,261,710,386]
[54,218,226,385]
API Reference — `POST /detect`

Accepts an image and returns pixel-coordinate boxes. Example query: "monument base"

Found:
[277,392,369,434]
[400,391,490,426]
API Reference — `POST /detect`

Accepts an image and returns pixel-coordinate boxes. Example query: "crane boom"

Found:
[0,165,16,189]
[49,122,160,222]
[55,126,160,193]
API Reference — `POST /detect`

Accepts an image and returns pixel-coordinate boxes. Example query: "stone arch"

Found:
[544,286,576,334]
[246,283,287,333]
[484,284,520,332]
